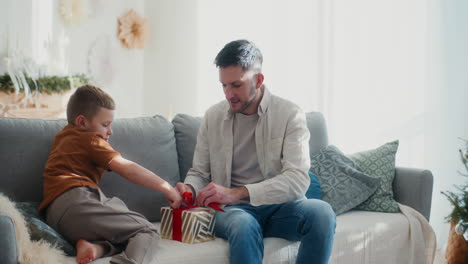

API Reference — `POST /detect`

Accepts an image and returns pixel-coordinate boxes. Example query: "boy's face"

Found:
[78,107,114,141]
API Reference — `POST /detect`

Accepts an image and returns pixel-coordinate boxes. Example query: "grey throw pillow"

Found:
[348,140,400,213]
[100,116,181,222]
[16,202,76,256]
[310,145,380,215]
[172,114,202,181]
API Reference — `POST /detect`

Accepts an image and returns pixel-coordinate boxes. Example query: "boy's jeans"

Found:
[214,199,336,264]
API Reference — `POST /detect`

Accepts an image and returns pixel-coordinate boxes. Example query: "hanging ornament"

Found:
[117,9,149,49]
[455,220,465,235]
[59,0,88,26]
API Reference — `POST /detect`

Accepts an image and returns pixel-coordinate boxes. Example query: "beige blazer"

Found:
[184,87,311,206]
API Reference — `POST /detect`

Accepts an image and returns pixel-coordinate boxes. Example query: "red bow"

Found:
[172,192,224,242]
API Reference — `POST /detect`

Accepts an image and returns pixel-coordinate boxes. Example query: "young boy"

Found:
[38,85,182,264]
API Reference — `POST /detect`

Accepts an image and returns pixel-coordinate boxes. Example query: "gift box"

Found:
[160,206,216,243]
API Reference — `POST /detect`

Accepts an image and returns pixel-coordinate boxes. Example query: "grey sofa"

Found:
[0,112,433,264]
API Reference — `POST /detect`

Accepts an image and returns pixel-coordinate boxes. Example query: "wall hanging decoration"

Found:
[117,9,149,49]
[59,0,88,26]
[87,35,116,87]
[0,48,88,119]
[0,72,88,119]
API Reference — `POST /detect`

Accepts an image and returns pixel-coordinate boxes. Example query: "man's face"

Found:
[82,107,114,141]
[219,65,260,114]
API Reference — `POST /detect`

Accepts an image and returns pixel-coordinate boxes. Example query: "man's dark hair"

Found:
[214,39,263,72]
[66,85,115,125]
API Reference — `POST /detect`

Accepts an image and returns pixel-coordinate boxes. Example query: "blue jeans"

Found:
[214,199,336,264]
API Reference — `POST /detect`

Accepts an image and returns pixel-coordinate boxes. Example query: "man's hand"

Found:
[196,182,248,207]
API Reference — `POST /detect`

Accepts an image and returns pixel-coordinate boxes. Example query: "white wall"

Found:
[0,0,33,73]
[143,0,198,118]
[0,0,145,118]
[143,0,324,117]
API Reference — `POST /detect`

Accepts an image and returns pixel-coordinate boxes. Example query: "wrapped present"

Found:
[160,206,216,243]
[160,192,223,244]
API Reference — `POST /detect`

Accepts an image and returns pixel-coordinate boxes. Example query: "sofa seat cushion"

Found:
[330,210,413,264]
[60,210,415,264]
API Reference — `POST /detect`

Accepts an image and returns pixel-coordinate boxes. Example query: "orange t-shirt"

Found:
[39,124,121,212]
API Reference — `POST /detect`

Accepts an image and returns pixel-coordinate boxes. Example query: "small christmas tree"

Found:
[442,139,468,229]
[442,138,468,263]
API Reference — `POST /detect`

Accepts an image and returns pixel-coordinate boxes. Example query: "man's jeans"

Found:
[214,199,336,264]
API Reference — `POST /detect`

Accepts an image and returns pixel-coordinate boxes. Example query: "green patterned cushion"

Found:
[310,145,380,215]
[16,202,76,256]
[348,140,400,213]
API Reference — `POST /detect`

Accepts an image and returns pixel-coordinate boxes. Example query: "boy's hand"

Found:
[109,156,183,208]
[165,187,183,209]
[175,183,195,207]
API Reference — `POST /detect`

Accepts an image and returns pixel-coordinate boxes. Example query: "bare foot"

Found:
[76,239,106,264]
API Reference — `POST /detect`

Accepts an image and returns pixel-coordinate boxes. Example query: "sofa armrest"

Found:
[393,167,433,221]
[0,214,18,264]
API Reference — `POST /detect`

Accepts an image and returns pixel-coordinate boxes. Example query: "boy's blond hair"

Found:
[66,85,115,125]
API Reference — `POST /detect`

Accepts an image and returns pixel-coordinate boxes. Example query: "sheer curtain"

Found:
[322,0,432,161]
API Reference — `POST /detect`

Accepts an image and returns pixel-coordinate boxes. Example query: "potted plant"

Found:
[442,138,468,264]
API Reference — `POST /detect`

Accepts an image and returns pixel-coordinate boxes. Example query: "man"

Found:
[176,40,335,264]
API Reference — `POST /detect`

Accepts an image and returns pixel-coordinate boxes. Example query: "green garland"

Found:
[0,73,89,95]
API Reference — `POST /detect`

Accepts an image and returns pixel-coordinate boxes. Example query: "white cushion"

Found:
[63,211,410,264]
[330,210,410,264]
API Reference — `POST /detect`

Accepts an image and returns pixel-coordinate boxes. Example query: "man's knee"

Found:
[301,200,336,233]
[216,209,261,238]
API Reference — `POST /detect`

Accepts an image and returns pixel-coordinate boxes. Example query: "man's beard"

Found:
[232,84,257,113]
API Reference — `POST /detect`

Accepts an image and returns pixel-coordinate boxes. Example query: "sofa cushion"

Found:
[172,112,329,179]
[16,202,75,256]
[172,114,202,181]
[0,214,18,264]
[348,140,400,213]
[305,112,328,156]
[310,145,380,215]
[172,112,331,199]
[0,118,66,203]
[329,209,415,264]
[0,116,180,222]
[100,116,181,222]
[306,171,322,199]
[60,209,421,264]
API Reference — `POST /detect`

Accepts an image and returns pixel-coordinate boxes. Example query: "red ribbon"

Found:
[172,192,224,242]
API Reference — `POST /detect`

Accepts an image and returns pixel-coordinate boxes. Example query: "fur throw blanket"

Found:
[0,193,68,264]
